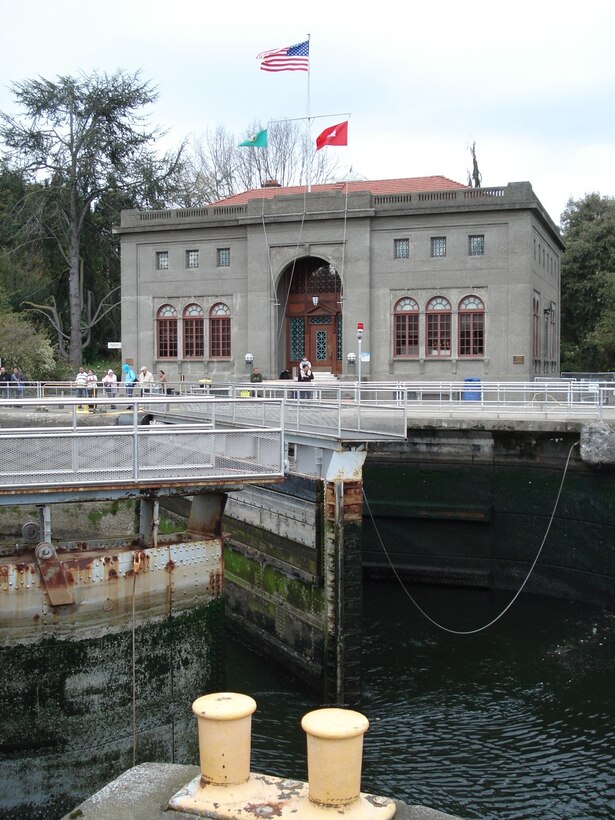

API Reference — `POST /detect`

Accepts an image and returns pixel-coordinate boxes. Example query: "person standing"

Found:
[102,369,118,406]
[250,368,263,383]
[10,367,25,401]
[158,369,168,395]
[138,366,154,395]
[74,366,88,407]
[86,368,97,411]
[0,366,10,399]
[122,363,137,397]
[297,360,313,398]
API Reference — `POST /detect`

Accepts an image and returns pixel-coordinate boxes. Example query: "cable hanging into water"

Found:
[363,439,579,635]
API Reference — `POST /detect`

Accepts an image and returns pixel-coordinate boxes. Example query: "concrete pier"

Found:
[63,762,460,819]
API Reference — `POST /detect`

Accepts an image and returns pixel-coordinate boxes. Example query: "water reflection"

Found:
[225,582,615,820]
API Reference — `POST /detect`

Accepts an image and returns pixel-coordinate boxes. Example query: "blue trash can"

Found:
[463,378,481,401]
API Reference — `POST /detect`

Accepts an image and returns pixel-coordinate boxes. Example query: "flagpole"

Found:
[306,33,311,193]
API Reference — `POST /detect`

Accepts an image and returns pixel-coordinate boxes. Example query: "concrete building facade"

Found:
[118,177,563,383]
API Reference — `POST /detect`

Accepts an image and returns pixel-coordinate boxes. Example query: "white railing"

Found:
[0,396,284,491]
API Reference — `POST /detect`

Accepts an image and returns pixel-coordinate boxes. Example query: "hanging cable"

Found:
[363,439,579,635]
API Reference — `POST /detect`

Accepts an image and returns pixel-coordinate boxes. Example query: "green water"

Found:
[225,582,615,820]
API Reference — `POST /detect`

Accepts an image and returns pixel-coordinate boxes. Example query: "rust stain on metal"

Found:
[208,568,224,595]
[35,542,74,606]
[244,803,284,817]
[165,560,176,573]
[325,480,363,522]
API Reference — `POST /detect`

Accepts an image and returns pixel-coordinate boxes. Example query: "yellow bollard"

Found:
[192,691,256,786]
[301,707,369,808]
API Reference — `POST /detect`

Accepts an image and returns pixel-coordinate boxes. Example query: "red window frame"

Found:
[157,305,178,359]
[209,303,231,359]
[458,296,485,356]
[426,297,451,356]
[393,298,419,357]
[183,304,204,358]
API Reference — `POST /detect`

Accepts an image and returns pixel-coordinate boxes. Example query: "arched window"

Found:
[426,296,451,356]
[157,305,178,359]
[394,297,419,357]
[458,295,485,356]
[209,303,231,358]
[183,304,204,358]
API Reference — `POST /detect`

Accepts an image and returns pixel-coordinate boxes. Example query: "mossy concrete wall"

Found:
[363,428,615,609]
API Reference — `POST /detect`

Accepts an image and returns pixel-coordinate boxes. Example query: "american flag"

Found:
[257,40,310,72]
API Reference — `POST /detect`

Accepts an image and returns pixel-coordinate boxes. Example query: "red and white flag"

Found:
[315,121,348,151]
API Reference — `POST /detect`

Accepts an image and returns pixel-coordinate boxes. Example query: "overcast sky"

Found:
[2,0,614,225]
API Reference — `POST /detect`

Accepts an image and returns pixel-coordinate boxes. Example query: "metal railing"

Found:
[0,395,284,492]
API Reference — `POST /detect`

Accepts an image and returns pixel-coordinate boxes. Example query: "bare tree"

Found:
[182,120,343,204]
[467,141,482,188]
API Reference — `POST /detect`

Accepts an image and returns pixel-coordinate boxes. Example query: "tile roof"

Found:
[210,176,467,206]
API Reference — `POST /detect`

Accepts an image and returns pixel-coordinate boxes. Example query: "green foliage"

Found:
[0,312,55,376]
[0,70,186,366]
[560,193,615,370]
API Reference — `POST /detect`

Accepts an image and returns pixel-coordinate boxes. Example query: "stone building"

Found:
[118,176,563,382]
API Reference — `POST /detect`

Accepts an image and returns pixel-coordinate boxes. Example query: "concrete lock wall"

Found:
[222,474,364,704]
[215,428,614,707]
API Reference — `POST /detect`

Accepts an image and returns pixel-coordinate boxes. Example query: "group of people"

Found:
[74,364,169,407]
[0,366,26,400]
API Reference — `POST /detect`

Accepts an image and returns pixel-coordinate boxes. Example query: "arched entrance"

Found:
[278,258,343,375]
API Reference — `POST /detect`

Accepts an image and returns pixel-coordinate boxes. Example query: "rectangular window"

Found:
[210,318,231,357]
[468,235,485,256]
[427,314,451,354]
[217,247,231,267]
[431,237,446,258]
[395,314,419,356]
[459,313,484,355]
[156,251,169,270]
[394,238,410,259]
[157,320,177,358]
[184,320,204,357]
[186,250,199,269]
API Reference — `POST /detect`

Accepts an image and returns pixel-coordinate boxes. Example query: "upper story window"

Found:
[186,250,199,269]
[156,304,178,359]
[458,295,485,356]
[468,235,485,256]
[426,296,451,355]
[183,304,204,358]
[394,238,410,259]
[217,248,231,267]
[156,251,169,270]
[393,297,419,357]
[431,237,446,258]
[209,302,231,358]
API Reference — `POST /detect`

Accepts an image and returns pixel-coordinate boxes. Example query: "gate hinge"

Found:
[35,542,74,606]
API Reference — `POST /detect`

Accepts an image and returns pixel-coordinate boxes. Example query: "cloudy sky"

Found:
[1,0,614,224]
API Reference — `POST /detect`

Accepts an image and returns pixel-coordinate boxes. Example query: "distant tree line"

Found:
[0,69,613,375]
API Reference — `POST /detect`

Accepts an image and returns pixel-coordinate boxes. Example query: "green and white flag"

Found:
[239,129,268,148]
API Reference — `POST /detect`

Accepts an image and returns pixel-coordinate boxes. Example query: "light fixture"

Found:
[347,352,356,364]
[244,352,254,365]
[312,296,319,307]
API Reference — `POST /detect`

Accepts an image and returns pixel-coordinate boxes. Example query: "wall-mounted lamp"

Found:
[347,352,357,364]
[244,352,254,365]
[312,296,319,307]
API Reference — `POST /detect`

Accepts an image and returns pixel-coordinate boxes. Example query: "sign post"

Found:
[356,323,364,390]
